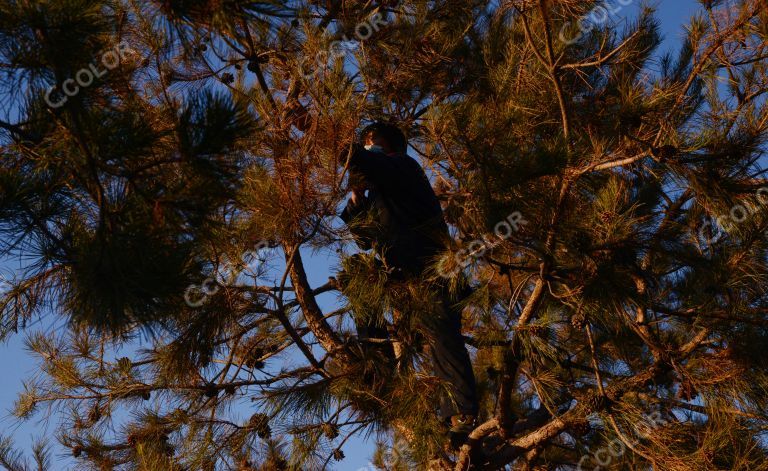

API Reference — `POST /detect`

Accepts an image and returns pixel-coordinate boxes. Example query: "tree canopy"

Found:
[1,0,768,469]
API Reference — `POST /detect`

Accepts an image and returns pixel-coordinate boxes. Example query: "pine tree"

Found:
[1,0,768,469]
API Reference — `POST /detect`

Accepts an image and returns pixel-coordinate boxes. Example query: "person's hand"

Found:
[350,188,366,205]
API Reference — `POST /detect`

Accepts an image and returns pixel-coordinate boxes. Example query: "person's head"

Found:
[359,122,407,155]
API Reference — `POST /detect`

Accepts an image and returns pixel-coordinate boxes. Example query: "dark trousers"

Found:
[356,275,478,420]
[428,282,479,420]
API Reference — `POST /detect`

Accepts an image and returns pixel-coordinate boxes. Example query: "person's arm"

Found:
[339,195,374,251]
[339,194,367,224]
[347,146,403,190]
[350,188,366,205]
[346,164,369,206]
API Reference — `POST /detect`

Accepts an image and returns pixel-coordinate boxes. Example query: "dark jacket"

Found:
[340,147,448,273]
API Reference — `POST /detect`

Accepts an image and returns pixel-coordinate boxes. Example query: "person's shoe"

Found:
[448,414,476,449]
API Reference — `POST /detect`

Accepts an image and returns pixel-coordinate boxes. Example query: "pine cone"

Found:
[652,145,677,162]
[204,384,218,398]
[528,324,545,338]
[245,358,265,369]
[116,357,132,371]
[322,423,339,439]
[249,413,271,439]
[251,346,265,359]
[73,417,86,430]
[598,211,613,224]
[333,448,345,461]
[88,406,101,423]
[244,344,266,369]
[585,392,609,411]
[676,380,699,401]
[247,56,267,72]
[257,424,271,439]
[571,313,587,330]
[486,366,499,380]
[571,418,591,437]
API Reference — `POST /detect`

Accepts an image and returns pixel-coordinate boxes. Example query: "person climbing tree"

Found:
[340,122,479,446]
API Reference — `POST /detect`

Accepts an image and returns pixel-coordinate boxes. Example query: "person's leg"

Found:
[356,322,390,345]
[339,254,394,358]
[424,285,478,421]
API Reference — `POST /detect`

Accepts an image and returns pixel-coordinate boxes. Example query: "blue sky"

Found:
[0,1,705,469]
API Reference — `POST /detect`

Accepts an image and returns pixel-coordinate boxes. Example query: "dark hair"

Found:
[359,122,407,153]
